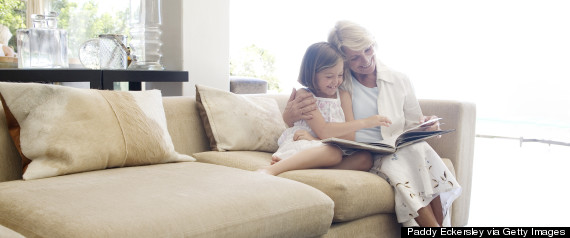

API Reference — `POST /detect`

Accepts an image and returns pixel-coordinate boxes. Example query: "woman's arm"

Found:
[305,90,391,140]
[400,75,441,132]
[282,88,317,127]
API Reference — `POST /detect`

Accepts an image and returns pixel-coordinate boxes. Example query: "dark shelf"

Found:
[0,69,188,90]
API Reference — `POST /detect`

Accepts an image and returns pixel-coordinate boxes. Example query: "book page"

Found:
[404,117,443,133]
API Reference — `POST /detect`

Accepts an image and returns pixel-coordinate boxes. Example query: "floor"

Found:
[466,137,570,226]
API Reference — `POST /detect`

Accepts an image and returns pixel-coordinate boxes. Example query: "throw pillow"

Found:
[0,82,195,180]
[195,84,286,152]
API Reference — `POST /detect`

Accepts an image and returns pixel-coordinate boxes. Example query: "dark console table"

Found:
[0,69,188,90]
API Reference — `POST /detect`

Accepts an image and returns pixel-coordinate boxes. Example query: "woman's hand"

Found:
[420,115,441,132]
[363,115,392,128]
[294,130,318,141]
[282,88,317,127]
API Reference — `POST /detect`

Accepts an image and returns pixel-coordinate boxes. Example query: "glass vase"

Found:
[128,0,164,70]
[17,13,68,68]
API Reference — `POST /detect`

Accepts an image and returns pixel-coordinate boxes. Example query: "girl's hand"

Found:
[294,130,318,141]
[420,115,441,132]
[364,115,392,128]
[282,88,317,127]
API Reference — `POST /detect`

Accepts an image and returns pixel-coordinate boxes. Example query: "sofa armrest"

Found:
[419,99,476,227]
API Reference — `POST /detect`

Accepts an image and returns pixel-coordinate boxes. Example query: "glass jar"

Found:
[17,13,68,68]
[99,34,128,69]
[128,0,164,70]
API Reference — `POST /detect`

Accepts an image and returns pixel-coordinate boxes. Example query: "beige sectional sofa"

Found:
[0,82,475,238]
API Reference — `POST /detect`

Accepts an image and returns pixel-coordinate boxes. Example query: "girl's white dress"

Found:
[272,89,345,160]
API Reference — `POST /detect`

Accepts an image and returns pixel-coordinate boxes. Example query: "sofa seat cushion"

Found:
[193,151,393,222]
[0,162,334,238]
[193,151,456,223]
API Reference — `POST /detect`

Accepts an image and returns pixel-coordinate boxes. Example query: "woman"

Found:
[282,20,462,227]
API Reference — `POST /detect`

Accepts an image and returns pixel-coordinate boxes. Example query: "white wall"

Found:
[160,0,183,71]
[147,0,229,96]
[182,0,230,96]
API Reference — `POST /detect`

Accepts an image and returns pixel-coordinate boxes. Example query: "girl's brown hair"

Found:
[297,42,343,92]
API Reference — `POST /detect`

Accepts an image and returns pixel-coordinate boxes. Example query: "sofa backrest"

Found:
[161,96,210,156]
[0,94,292,182]
[162,94,291,157]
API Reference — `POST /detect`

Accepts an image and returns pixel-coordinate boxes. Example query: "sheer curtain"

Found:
[25,0,45,27]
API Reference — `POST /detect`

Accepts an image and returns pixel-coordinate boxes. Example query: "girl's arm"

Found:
[305,90,391,140]
[338,90,357,140]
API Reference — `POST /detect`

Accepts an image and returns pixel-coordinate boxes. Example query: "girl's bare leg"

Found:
[430,196,444,226]
[258,145,342,176]
[326,151,373,171]
[415,204,440,227]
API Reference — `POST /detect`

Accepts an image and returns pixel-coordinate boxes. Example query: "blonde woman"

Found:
[283,20,461,227]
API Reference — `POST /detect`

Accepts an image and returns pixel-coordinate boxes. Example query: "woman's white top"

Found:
[342,61,423,145]
[351,77,382,143]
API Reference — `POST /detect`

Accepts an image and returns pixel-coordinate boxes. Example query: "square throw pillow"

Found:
[0,82,195,180]
[195,84,286,152]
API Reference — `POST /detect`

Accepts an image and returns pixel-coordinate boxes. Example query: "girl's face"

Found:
[314,60,344,98]
[343,45,376,76]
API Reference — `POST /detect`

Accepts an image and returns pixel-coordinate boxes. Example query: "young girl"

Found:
[257,42,391,176]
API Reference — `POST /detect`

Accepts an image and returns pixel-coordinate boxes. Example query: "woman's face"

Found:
[314,61,344,98]
[343,45,376,76]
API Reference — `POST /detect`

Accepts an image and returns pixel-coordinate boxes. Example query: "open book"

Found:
[321,118,455,154]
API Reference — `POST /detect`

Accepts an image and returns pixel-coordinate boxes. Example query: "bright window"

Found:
[1,0,129,58]
[0,0,26,49]
[45,0,129,58]
[230,0,570,142]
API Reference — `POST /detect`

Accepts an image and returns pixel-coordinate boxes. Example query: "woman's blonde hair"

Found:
[298,42,343,93]
[328,20,376,57]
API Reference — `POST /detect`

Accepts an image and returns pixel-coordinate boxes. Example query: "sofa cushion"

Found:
[280,169,396,222]
[193,151,394,222]
[328,214,401,238]
[0,82,194,180]
[195,84,286,152]
[193,150,271,171]
[193,151,457,223]
[0,162,334,238]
